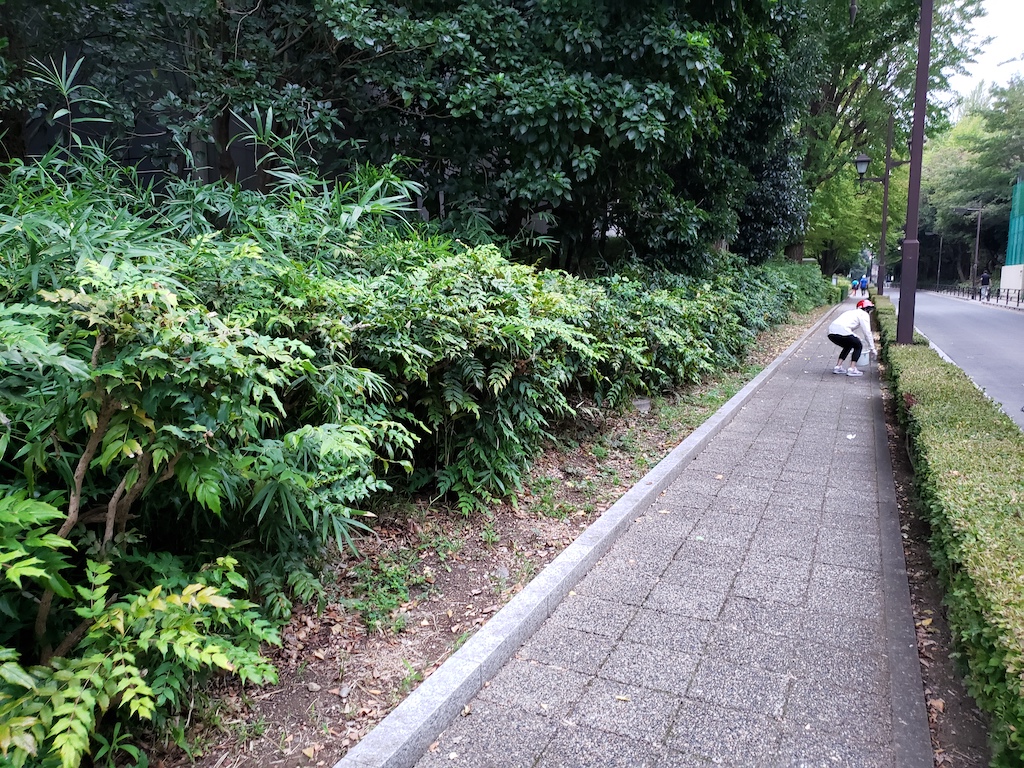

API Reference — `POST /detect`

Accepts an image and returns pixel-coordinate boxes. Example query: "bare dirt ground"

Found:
[159,308,991,768]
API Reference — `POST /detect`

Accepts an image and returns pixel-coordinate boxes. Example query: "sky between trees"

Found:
[947,0,1024,95]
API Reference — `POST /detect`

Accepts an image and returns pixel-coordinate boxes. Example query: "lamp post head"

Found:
[854,153,871,178]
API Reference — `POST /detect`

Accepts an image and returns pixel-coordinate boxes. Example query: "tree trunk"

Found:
[189,132,211,184]
[215,110,237,183]
[785,242,805,262]
[820,244,840,278]
[0,108,27,163]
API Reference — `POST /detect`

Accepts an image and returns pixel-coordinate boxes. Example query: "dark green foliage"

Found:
[733,144,811,265]
[877,298,1024,764]
[0,0,345,170]
[0,0,817,266]
[271,0,794,262]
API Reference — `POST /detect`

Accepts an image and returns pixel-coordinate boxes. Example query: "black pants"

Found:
[828,333,862,362]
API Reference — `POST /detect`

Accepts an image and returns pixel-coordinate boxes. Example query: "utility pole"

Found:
[973,207,982,297]
[953,206,983,297]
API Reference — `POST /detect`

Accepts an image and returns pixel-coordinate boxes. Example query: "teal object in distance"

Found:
[1007,181,1024,267]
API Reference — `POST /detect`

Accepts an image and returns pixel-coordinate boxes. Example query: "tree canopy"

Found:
[919,77,1024,283]
[0,0,985,272]
[794,0,981,267]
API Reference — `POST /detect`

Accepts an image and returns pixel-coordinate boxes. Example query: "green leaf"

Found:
[0,661,37,690]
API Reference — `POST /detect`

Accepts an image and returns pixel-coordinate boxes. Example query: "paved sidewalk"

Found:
[340,301,931,768]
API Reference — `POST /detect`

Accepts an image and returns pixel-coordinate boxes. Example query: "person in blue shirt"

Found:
[858,275,869,297]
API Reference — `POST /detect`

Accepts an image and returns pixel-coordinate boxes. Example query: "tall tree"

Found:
[806,174,871,276]
[791,0,982,262]
[801,0,980,189]
[920,78,1024,278]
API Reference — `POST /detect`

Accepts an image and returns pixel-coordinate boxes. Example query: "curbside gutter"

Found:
[333,307,838,768]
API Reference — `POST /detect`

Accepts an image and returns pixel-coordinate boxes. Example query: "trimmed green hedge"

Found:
[877,296,1024,764]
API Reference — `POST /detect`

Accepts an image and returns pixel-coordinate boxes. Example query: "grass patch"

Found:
[350,552,427,632]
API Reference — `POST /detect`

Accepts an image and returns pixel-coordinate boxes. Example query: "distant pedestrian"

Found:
[828,299,876,377]
[850,278,858,297]
[980,270,990,300]
[859,275,869,297]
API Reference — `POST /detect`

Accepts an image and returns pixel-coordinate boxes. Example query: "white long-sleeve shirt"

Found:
[828,309,876,353]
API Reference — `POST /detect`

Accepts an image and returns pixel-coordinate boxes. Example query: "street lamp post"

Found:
[953,206,983,298]
[895,0,934,344]
[854,114,909,296]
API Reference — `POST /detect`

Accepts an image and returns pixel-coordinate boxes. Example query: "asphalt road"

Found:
[888,289,1024,431]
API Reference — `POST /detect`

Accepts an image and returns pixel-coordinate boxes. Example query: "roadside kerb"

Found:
[334,308,838,768]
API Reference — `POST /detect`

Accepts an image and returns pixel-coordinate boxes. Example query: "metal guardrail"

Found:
[920,284,1024,308]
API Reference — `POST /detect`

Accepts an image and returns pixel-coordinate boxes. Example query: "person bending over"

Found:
[827,299,876,377]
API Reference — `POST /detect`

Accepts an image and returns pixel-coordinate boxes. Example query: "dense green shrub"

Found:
[0,152,415,765]
[877,297,1024,765]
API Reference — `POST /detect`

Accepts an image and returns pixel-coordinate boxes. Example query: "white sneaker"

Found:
[832,366,845,374]
[846,369,864,377]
